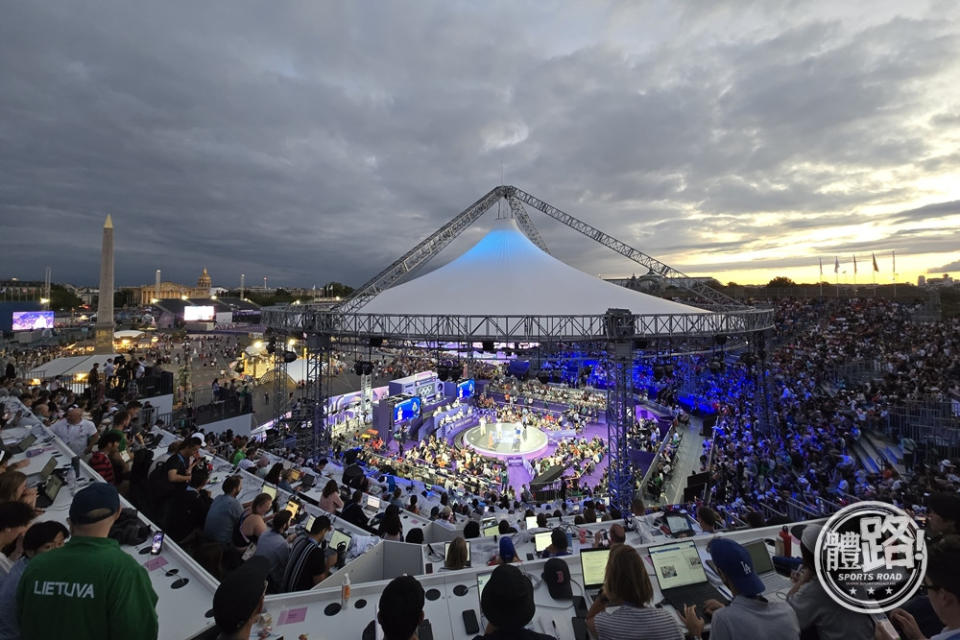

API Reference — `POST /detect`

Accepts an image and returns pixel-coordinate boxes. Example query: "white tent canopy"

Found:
[363,218,707,317]
[114,330,145,339]
[27,354,121,380]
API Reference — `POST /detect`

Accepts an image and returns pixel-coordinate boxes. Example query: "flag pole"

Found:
[892,250,897,300]
[819,257,823,300]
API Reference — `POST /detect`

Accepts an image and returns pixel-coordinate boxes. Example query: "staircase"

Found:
[851,430,906,476]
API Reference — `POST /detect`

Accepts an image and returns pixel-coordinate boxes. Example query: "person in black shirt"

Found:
[341,490,369,530]
[280,516,337,592]
[378,575,425,640]
[475,564,556,639]
[166,465,213,542]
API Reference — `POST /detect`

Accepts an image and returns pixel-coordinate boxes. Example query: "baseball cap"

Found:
[499,537,517,562]
[481,564,536,630]
[69,483,120,525]
[708,538,764,597]
[213,557,270,633]
[191,432,206,447]
[801,524,823,552]
[542,557,573,599]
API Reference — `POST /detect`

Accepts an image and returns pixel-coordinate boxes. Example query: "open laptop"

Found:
[525,515,539,530]
[35,474,64,509]
[260,484,277,501]
[579,548,611,598]
[27,457,57,488]
[330,529,352,551]
[743,540,792,593]
[363,494,382,516]
[534,532,553,553]
[664,512,694,537]
[299,473,315,489]
[648,540,727,617]
[8,433,36,454]
[482,523,500,538]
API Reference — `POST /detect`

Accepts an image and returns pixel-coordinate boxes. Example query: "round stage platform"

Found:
[458,422,549,458]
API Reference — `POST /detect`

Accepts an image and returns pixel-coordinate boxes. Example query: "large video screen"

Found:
[457,378,475,399]
[12,311,54,331]
[393,396,422,423]
[184,306,215,321]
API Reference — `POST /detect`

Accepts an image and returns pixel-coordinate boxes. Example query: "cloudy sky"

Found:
[2,0,959,290]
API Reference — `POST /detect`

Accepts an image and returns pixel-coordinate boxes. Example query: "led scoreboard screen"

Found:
[393,396,422,423]
[457,379,475,399]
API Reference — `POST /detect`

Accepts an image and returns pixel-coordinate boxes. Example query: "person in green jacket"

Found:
[16,483,159,640]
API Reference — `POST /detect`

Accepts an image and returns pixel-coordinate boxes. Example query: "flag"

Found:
[872,253,879,272]
[853,255,857,274]
[834,257,840,274]
[819,257,823,276]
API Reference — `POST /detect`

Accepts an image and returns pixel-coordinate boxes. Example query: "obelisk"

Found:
[94,214,115,353]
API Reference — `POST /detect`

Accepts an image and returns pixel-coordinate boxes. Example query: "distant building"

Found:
[922,273,954,287]
[138,268,214,304]
[918,275,926,286]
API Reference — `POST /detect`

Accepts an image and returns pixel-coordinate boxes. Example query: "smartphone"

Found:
[425,562,433,575]
[573,596,587,618]
[150,532,165,555]
[462,610,480,635]
[870,612,897,639]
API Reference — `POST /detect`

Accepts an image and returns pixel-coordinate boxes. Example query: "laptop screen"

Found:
[44,474,64,501]
[445,541,471,563]
[525,516,538,529]
[304,515,316,532]
[648,541,708,590]
[477,572,492,606]
[483,524,500,538]
[39,457,56,477]
[260,484,277,500]
[665,514,692,535]
[330,529,351,550]
[580,548,611,589]
[744,540,775,574]
[534,532,553,552]
[366,495,381,510]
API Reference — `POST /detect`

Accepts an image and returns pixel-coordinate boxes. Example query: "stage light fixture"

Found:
[537,371,550,384]
[354,361,364,376]
[633,338,649,349]
[437,365,450,382]
[708,360,722,374]
[714,335,728,346]
[664,363,674,376]
[369,337,384,347]
[482,340,494,352]
[362,361,374,376]
[283,350,298,363]
[266,337,277,355]
[653,365,664,381]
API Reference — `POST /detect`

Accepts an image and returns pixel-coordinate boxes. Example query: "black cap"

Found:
[481,564,535,630]
[542,558,573,599]
[213,557,270,633]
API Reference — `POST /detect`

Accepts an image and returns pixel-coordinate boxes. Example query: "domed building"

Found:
[138,267,215,304]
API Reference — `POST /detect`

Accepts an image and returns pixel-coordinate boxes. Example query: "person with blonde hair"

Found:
[586,545,685,640]
[443,536,469,571]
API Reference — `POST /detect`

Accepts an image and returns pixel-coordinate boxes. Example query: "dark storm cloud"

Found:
[931,260,960,272]
[1,1,959,288]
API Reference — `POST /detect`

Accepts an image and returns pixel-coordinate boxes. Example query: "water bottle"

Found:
[341,572,351,606]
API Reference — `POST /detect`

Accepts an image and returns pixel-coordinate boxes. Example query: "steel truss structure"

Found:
[263,309,773,342]
[604,310,637,519]
[264,186,775,461]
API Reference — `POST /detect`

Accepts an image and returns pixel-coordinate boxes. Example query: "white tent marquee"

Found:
[363,218,707,317]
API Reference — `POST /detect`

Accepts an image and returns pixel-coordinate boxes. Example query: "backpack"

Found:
[109,508,151,546]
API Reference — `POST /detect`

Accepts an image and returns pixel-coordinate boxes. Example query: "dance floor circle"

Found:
[460,422,549,458]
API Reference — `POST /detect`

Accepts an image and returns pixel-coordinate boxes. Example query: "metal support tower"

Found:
[270,348,289,448]
[506,196,550,254]
[753,331,776,435]
[604,309,637,519]
[305,334,332,456]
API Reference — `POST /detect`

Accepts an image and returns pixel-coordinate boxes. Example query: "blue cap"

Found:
[708,538,764,597]
[69,483,120,524]
[499,536,516,562]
